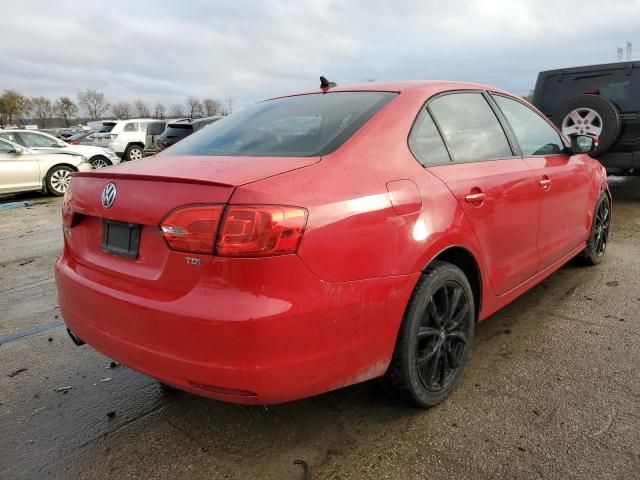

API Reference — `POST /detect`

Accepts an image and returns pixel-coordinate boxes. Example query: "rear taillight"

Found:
[160,204,308,257]
[161,205,224,254]
[216,205,307,257]
[67,140,80,145]
[107,134,118,140]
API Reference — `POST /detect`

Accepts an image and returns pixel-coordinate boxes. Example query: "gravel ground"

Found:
[0,177,639,480]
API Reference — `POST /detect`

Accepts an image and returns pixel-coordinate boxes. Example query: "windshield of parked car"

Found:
[164,92,397,157]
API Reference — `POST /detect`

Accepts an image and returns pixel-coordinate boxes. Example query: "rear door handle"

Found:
[464,192,486,203]
[539,179,552,190]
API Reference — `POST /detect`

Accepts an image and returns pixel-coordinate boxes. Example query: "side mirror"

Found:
[56,140,66,147]
[14,146,25,155]
[571,135,597,154]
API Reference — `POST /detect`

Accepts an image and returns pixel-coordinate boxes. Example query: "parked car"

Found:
[56,81,610,407]
[0,130,120,169]
[66,130,97,145]
[0,137,91,195]
[144,117,223,156]
[94,118,167,161]
[533,61,640,173]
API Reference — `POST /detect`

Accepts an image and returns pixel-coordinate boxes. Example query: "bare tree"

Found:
[111,102,132,119]
[185,96,203,118]
[202,98,222,116]
[170,103,186,117]
[133,99,150,117]
[154,101,165,119]
[55,97,78,127]
[30,96,55,128]
[78,89,110,120]
[224,98,235,116]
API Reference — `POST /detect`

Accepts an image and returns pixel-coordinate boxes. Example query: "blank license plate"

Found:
[101,219,140,259]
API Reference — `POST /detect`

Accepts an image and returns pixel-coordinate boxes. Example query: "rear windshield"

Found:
[162,123,194,137]
[165,92,397,157]
[98,123,116,133]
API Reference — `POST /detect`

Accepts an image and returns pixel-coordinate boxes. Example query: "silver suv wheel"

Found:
[561,108,603,137]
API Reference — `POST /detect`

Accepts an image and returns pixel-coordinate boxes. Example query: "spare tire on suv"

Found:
[554,94,621,157]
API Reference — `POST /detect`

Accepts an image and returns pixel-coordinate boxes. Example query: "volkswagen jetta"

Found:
[55,81,610,407]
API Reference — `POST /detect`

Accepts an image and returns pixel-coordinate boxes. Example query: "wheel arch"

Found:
[424,246,482,321]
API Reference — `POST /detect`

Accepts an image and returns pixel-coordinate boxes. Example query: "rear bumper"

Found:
[55,251,418,404]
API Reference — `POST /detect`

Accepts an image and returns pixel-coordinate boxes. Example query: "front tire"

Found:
[46,165,74,196]
[384,261,475,408]
[124,145,143,162]
[582,191,611,265]
[89,156,112,169]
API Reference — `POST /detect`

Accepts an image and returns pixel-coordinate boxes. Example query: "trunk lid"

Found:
[65,155,319,297]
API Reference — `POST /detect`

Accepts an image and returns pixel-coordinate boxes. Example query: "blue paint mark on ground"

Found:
[0,200,33,211]
[0,321,65,345]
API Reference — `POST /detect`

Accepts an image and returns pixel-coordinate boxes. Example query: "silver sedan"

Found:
[0,137,92,196]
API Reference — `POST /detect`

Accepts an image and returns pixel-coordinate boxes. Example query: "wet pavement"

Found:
[1,178,639,479]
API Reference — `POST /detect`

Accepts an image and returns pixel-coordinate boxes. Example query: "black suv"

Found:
[532,61,640,173]
[144,116,222,156]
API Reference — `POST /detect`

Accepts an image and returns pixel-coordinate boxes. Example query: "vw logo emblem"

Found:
[101,182,117,209]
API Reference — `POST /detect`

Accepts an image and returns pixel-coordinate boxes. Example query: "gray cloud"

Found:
[2,0,639,109]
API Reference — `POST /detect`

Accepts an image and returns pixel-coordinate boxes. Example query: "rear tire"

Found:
[555,95,621,156]
[124,144,143,162]
[384,261,475,408]
[582,191,611,265]
[45,165,74,196]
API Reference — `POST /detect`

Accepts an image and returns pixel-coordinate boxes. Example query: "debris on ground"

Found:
[7,368,28,378]
[106,411,116,419]
[100,377,112,383]
[108,362,118,369]
[54,386,72,393]
[0,200,33,211]
[18,259,35,266]
[293,459,309,480]
[606,280,620,287]
[48,337,53,342]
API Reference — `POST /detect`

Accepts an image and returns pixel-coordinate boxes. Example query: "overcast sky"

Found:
[2,0,639,110]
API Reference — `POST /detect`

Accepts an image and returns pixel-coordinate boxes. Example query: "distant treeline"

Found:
[0,89,233,128]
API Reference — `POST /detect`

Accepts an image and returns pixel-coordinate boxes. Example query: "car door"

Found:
[414,91,540,296]
[0,139,40,193]
[491,93,593,270]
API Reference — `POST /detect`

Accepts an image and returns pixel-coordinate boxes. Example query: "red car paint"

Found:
[55,81,609,404]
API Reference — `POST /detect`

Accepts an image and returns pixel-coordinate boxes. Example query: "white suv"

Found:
[0,130,120,169]
[95,119,167,161]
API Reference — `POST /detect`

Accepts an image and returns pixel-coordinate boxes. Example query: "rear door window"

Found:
[493,94,566,156]
[123,122,139,132]
[166,92,397,157]
[428,92,513,163]
[0,132,20,144]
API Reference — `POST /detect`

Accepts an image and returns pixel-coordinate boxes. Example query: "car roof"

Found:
[2,129,53,134]
[537,61,640,76]
[267,80,514,101]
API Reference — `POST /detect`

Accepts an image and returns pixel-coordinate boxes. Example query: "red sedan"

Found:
[55,81,611,407]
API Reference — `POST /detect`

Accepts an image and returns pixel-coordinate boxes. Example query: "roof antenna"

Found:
[320,76,337,89]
